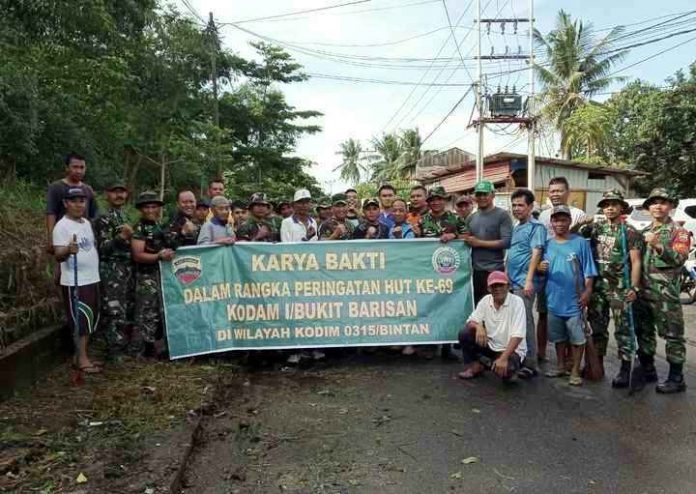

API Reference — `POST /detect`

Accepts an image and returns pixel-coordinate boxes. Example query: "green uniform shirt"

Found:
[236,216,280,242]
[591,220,643,292]
[318,219,355,240]
[419,211,468,238]
[641,219,690,299]
[93,208,131,262]
[132,219,172,273]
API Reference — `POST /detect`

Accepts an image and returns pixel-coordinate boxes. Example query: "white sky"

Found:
[176,0,696,193]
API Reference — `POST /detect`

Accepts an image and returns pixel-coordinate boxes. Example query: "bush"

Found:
[0,181,60,347]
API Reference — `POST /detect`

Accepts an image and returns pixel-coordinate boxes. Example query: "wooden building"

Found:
[417,150,646,211]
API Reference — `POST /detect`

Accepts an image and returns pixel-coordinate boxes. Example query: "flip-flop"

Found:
[545,369,569,378]
[458,369,480,380]
[569,375,583,386]
[78,365,102,374]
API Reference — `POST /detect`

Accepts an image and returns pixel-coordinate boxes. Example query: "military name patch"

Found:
[172,255,202,284]
[431,246,460,275]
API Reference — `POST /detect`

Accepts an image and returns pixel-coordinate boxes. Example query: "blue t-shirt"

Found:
[543,234,597,317]
[388,222,415,239]
[379,211,395,230]
[507,218,546,291]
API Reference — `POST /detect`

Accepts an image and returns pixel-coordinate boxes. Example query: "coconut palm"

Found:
[368,133,402,182]
[534,10,627,158]
[397,128,423,178]
[334,138,365,185]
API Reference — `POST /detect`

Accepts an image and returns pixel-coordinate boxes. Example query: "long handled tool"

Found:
[572,255,604,381]
[70,234,84,386]
[621,224,640,395]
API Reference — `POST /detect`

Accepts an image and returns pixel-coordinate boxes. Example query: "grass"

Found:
[0,358,225,492]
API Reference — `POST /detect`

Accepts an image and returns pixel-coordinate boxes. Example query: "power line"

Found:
[422,85,474,144]
[307,73,475,86]
[224,0,371,25]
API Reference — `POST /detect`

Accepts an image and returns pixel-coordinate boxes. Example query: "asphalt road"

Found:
[181,304,696,494]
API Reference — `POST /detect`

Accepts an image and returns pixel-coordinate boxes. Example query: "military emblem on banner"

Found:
[431,246,460,275]
[172,255,202,284]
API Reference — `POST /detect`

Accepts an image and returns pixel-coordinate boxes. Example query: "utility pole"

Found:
[475,0,484,183]
[527,0,536,193]
[209,12,219,128]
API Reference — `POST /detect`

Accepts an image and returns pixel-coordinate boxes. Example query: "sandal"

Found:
[77,365,102,374]
[569,375,583,386]
[518,367,538,379]
[545,369,569,378]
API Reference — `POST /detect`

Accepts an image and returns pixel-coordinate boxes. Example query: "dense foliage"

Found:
[0,0,323,201]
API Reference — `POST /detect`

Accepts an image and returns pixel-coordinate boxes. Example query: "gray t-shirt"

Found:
[467,206,513,271]
[46,180,98,220]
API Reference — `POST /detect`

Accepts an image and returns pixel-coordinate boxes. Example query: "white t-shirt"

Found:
[538,205,587,238]
[467,293,527,359]
[280,215,318,243]
[52,216,100,286]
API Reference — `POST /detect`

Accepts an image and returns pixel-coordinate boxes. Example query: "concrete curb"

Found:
[0,324,70,401]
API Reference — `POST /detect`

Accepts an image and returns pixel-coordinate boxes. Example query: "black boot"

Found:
[656,364,687,394]
[639,354,658,382]
[612,360,631,388]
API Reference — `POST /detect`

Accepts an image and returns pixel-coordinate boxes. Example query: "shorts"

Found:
[62,282,101,337]
[548,313,586,345]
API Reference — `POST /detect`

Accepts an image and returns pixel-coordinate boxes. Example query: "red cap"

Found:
[487,271,509,286]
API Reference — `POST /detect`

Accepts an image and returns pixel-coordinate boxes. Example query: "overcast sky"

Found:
[176,0,696,193]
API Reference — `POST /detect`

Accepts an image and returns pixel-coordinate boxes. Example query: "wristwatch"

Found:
[631,286,640,293]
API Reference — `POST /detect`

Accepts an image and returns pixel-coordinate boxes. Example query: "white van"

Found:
[626,197,696,237]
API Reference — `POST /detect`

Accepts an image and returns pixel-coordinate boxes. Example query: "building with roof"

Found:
[416,149,646,211]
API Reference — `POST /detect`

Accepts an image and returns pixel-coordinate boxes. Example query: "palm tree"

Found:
[334,138,365,185]
[397,128,423,179]
[368,133,402,182]
[534,10,627,159]
[561,102,612,161]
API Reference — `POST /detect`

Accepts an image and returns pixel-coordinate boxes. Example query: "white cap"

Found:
[293,189,311,202]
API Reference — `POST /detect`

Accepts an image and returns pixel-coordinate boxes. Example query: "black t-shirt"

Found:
[45,180,98,221]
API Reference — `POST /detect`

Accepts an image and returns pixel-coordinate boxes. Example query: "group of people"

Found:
[47,153,690,394]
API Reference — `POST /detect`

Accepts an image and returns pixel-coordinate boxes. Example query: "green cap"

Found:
[105,180,128,191]
[362,197,380,209]
[597,188,629,210]
[426,186,450,201]
[643,188,678,209]
[331,193,348,206]
[135,191,164,208]
[474,181,495,194]
[249,192,270,206]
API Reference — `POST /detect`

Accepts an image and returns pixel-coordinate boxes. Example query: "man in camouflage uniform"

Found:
[93,180,135,356]
[586,189,643,387]
[633,188,691,393]
[167,189,200,246]
[419,186,468,240]
[353,198,389,239]
[237,193,280,242]
[319,193,355,240]
[131,191,176,357]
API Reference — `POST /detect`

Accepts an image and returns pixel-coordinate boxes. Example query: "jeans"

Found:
[512,287,537,364]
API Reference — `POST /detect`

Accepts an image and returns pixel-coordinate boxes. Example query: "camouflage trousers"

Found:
[587,285,636,361]
[99,261,135,354]
[633,289,686,365]
[134,270,164,348]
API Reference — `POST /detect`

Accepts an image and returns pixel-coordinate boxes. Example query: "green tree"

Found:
[397,128,423,178]
[561,103,612,162]
[368,133,402,183]
[334,138,365,185]
[605,66,696,196]
[534,10,627,158]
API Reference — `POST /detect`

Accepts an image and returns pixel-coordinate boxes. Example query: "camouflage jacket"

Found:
[237,216,280,242]
[93,208,131,262]
[590,220,643,293]
[132,219,174,273]
[641,219,691,297]
[318,219,355,240]
[167,211,200,247]
[419,211,468,238]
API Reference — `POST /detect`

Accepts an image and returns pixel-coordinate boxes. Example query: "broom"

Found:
[572,256,604,381]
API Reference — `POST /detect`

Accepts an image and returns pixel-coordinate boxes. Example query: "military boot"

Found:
[656,375,687,394]
[612,360,631,388]
[638,353,658,382]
